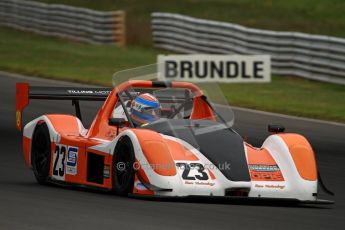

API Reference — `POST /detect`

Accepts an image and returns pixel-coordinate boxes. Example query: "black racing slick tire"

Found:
[31,123,51,184]
[112,136,135,196]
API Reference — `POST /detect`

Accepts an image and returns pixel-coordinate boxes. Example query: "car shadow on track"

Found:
[6,180,334,210]
[128,194,334,209]
[11,182,334,209]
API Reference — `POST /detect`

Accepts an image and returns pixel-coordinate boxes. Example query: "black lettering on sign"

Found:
[195,61,208,78]
[180,61,193,78]
[253,61,264,78]
[226,61,238,78]
[241,61,250,78]
[210,61,223,78]
[163,58,267,80]
[165,61,178,78]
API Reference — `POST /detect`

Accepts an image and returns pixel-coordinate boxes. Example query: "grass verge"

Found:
[1,27,345,123]
[0,27,160,85]
[220,77,345,122]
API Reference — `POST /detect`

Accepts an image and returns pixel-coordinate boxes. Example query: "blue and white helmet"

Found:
[130,93,161,125]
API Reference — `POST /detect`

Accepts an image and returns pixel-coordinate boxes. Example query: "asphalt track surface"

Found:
[0,72,344,230]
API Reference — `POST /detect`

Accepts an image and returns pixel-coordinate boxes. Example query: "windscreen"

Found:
[112,64,236,150]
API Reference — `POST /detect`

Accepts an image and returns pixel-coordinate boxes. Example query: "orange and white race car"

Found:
[16,65,333,204]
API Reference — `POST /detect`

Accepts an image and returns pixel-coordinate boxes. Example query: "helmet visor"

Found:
[142,107,161,117]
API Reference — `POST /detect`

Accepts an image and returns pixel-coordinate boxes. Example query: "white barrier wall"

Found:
[0,0,126,45]
[152,12,345,85]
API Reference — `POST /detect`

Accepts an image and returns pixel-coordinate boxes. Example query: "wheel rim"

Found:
[33,131,49,173]
[115,145,132,187]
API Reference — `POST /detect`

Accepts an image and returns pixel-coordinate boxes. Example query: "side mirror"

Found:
[108,118,126,127]
[268,124,285,133]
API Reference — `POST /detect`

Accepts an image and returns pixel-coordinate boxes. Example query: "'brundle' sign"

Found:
[158,55,271,83]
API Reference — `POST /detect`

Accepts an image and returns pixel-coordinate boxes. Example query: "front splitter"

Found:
[129,193,334,206]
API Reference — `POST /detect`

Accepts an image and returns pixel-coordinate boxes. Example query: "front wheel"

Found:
[112,136,135,196]
[31,123,51,184]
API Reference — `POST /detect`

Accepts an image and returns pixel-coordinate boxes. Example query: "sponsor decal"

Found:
[255,184,264,188]
[66,147,78,175]
[134,180,148,191]
[265,184,285,189]
[94,90,111,94]
[158,55,271,83]
[255,184,285,190]
[195,181,215,186]
[249,164,284,181]
[183,181,215,186]
[67,90,111,95]
[16,110,21,128]
[103,165,110,179]
[249,164,280,172]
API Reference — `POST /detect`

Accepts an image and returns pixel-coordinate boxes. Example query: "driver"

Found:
[130,93,161,126]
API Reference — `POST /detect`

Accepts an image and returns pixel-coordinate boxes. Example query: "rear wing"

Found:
[16,83,112,131]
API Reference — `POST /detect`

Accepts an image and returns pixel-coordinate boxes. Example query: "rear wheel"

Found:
[112,136,135,196]
[31,123,51,184]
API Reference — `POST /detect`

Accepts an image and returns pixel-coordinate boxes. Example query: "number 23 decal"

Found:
[52,145,79,180]
[176,162,209,180]
[53,145,66,178]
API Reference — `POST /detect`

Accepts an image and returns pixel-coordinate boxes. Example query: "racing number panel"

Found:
[50,142,112,188]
